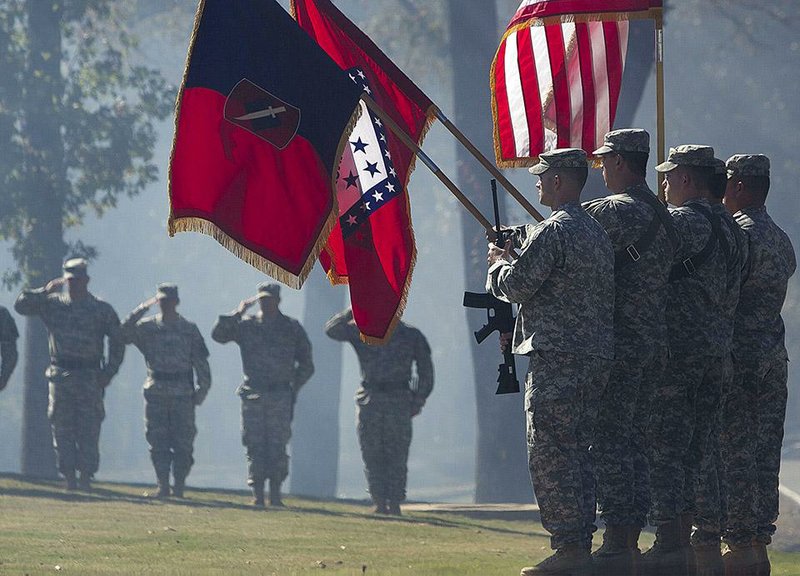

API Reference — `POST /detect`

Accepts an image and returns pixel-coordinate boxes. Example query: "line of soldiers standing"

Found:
[488,130,795,576]
[0,266,433,514]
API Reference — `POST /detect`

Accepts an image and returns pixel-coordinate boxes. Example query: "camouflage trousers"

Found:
[144,392,196,482]
[693,354,733,545]
[594,349,667,528]
[241,386,294,485]
[720,350,788,546]
[356,388,413,503]
[47,370,105,477]
[648,353,724,526]
[525,351,610,550]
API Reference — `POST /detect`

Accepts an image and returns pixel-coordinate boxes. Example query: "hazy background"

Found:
[0,0,798,502]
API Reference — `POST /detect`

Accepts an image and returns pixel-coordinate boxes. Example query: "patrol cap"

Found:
[528,148,588,175]
[712,158,727,175]
[257,283,281,299]
[592,128,650,156]
[156,283,179,300]
[654,145,717,173]
[63,258,89,279]
[726,154,770,178]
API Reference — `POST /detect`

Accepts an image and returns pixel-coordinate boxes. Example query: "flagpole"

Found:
[655,8,666,202]
[432,107,544,223]
[361,96,494,232]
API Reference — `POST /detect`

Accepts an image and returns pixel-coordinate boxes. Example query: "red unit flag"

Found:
[492,0,662,167]
[169,0,362,288]
[293,0,435,343]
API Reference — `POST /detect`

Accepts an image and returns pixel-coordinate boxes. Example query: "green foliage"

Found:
[0,0,173,285]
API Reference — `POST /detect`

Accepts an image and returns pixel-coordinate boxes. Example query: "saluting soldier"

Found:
[14,258,124,491]
[719,154,795,576]
[582,129,678,575]
[121,283,211,499]
[212,283,314,508]
[487,148,614,576]
[642,146,739,575]
[325,307,433,516]
[0,305,19,392]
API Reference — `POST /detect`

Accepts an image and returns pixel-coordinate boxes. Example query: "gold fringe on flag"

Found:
[166,0,364,290]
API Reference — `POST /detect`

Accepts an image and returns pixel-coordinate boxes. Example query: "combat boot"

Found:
[693,541,723,576]
[722,543,760,576]
[386,501,402,516]
[172,479,185,499]
[751,542,770,576]
[154,473,170,499]
[519,543,591,575]
[639,517,693,576]
[64,471,78,491]
[371,497,387,515]
[78,471,92,492]
[251,480,265,508]
[591,524,637,576]
[268,479,284,507]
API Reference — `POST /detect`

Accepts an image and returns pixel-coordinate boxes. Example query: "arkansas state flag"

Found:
[292,0,435,343]
[169,0,362,288]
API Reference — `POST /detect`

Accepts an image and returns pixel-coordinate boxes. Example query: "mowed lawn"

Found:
[1,475,799,575]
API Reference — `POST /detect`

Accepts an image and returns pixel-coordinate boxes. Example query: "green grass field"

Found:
[1,475,798,575]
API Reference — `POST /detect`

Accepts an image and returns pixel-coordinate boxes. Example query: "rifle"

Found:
[462,180,519,395]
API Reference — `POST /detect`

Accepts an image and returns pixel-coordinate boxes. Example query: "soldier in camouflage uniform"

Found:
[691,157,748,575]
[121,283,211,499]
[642,146,741,575]
[719,155,795,575]
[325,307,433,516]
[581,129,678,575]
[487,148,614,576]
[14,258,124,491]
[0,305,19,392]
[212,283,314,508]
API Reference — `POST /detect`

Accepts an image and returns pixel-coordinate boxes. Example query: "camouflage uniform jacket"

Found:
[489,201,614,359]
[121,309,211,399]
[712,202,749,353]
[14,288,124,378]
[666,198,736,356]
[324,309,434,403]
[583,184,677,359]
[211,311,314,395]
[732,206,796,359]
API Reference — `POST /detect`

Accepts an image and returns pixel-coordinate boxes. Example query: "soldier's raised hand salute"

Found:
[44,277,66,294]
[235,297,258,315]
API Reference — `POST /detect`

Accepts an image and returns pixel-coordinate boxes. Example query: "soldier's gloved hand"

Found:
[193,389,208,406]
[44,277,66,294]
[236,297,257,315]
[487,239,512,266]
[499,332,512,353]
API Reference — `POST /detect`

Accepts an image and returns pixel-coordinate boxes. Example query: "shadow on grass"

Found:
[0,472,545,537]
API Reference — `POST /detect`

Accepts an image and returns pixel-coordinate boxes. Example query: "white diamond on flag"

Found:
[335,67,403,237]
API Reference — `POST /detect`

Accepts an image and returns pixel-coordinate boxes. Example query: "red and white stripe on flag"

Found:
[491,0,662,167]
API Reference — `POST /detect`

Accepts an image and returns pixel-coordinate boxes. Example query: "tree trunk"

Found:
[19,0,68,479]
[447,0,532,503]
[290,268,345,497]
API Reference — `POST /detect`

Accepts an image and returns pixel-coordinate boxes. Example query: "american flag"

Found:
[491,0,662,167]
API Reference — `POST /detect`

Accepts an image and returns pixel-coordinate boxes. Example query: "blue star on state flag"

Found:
[334,67,404,239]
